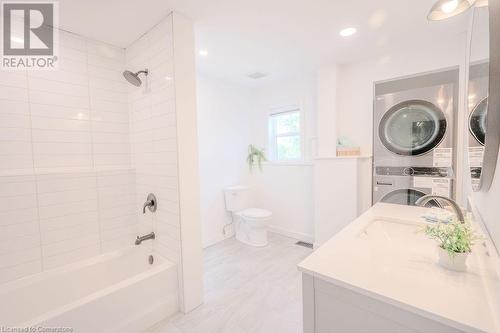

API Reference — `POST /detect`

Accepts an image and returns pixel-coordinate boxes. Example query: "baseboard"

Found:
[268,225,314,244]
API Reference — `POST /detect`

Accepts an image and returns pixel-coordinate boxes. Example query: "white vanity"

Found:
[298,203,500,333]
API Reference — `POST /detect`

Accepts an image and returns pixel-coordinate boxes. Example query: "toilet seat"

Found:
[241,208,272,219]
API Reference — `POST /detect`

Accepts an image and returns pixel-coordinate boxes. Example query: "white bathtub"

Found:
[0,246,179,333]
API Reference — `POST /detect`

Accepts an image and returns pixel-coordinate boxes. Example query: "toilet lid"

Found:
[241,208,272,219]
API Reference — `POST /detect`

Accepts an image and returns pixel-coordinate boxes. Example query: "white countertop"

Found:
[298,203,500,333]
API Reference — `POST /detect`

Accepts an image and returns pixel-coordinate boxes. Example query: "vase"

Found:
[437,246,468,272]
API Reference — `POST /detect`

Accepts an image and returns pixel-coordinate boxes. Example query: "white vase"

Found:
[437,246,469,272]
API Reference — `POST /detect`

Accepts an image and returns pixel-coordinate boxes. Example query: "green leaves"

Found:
[247,145,266,172]
[423,219,480,257]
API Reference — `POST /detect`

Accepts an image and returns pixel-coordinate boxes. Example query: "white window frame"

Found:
[268,105,303,162]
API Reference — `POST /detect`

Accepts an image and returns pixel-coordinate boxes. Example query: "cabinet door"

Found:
[311,278,464,333]
[315,291,418,333]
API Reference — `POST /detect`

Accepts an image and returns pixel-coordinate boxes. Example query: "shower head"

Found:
[123,69,148,87]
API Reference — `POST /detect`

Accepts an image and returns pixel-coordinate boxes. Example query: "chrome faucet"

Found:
[415,195,465,223]
[135,232,155,245]
[143,193,157,214]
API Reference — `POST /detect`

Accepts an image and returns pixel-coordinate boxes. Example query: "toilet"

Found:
[224,186,273,247]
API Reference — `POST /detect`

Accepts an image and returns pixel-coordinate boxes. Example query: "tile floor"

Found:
[147,233,313,333]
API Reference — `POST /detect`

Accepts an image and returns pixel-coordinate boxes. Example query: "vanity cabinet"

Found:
[302,274,464,333]
[298,203,498,333]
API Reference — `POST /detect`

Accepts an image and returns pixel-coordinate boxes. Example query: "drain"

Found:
[296,241,313,249]
[148,255,154,265]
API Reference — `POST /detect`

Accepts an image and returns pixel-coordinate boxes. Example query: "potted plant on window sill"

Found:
[247,145,266,171]
[423,219,480,272]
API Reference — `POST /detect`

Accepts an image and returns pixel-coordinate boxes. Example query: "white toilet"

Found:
[224,186,273,247]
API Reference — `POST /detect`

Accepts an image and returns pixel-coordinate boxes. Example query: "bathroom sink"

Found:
[356,218,435,254]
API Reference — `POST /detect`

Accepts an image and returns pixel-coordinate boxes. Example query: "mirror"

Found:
[467,3,500,192]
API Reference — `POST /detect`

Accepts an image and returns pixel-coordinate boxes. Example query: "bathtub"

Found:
[0,246,179,333]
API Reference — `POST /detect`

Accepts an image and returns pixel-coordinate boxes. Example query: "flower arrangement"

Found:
[423,219,479,257]
[422,218,481,271]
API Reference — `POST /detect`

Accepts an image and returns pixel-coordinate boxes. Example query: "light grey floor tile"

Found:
[147,233,312,333]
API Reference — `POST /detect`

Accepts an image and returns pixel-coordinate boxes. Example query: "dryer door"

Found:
[469,97,487,145]
[379,100,447,156]
[380,189,427,206]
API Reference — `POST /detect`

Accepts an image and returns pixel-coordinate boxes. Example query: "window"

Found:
[268,108,302,161]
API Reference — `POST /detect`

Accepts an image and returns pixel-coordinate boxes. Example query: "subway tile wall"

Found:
[126,16,182,265]
[0,31,138,283]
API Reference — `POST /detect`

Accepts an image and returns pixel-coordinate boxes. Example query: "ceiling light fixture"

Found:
[199,49,208,56]
[442,0,459,13]
[427,0,476,21]
[339,27,357,37]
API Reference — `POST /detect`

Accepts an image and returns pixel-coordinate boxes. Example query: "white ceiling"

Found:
[59,0,469,86]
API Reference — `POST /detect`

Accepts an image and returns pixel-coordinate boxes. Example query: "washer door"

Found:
[379,100,447,156]
[469,97,487,145]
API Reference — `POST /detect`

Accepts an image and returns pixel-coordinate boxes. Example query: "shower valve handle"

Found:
[142,193,157,214]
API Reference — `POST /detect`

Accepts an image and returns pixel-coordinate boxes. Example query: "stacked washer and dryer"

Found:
[372,69,459,206]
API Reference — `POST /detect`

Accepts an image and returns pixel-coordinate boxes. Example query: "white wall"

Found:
[197,74,317,244]
[172,12,204,312]
[126,12,204,312]
[251,74,317,160]
[126,15,181,265]
[249,75,317,242]
[316,65,337,157]
[252,164,315,242]
[0,31,137,284]
[197,76,252,248]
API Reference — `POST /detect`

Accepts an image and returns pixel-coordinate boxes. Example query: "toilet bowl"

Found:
[235,208,273,247]
[224,186,273,247]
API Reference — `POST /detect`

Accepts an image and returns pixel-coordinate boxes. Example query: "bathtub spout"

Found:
[135,232,155,245]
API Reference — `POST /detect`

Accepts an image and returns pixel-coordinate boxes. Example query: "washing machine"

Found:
[373,166,450,206]
[467,62,489,190]
[373,71,457,169]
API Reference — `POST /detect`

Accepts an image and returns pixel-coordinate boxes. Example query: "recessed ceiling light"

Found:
[199,50,208,56]
[339,27,357,37]
[247,72,268,79]
[427,0,475,21]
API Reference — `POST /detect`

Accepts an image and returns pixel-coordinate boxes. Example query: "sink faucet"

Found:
[135,232,155,245]
[415,195,465,223]
[143,193,157,214]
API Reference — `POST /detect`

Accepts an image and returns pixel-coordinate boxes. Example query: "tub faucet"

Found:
[135,232,155,245]
[415,195,465,223]
[143,193,157,214]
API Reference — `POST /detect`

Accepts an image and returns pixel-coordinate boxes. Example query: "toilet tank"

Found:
[224,186,249,212]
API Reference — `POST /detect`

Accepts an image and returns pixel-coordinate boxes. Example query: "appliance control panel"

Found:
[375,166,450,177]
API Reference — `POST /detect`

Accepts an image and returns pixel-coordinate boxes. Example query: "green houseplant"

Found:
[423,219,480,271]
[247,145,266,171]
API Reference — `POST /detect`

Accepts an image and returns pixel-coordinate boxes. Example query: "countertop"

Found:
[298,203,500,333]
